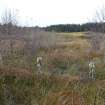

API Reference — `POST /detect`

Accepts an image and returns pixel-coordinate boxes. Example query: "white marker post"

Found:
[36,57,42,73]
[89,61,95,80]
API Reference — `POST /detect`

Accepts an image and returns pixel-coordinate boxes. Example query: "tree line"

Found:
[1,7,105,34]
[44,22,105,33]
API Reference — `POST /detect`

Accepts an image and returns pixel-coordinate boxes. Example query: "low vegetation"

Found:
[0,29,105,105]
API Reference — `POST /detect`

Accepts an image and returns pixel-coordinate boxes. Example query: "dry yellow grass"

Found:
[56,32,85,36]
[55,32,90,51]
[43,90,84,105]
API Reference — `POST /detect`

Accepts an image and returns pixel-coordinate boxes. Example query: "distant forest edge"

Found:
[0,22,105,34]
[44,23,105,33]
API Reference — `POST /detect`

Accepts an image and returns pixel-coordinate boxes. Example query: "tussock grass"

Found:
[0,31,105,105]
[0,72,104,105]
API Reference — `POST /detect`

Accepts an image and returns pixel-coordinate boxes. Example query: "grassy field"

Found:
[0,31,105,105]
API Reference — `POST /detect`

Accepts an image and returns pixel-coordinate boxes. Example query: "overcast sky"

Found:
[0,0,105,27]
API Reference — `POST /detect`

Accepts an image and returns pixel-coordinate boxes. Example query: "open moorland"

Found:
[0,30,105,105]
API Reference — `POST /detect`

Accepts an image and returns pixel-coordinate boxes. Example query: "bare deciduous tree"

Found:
[0,9,18,35]
[93,6,105,32]
[87,6,105,53]
[95,6,105,23]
